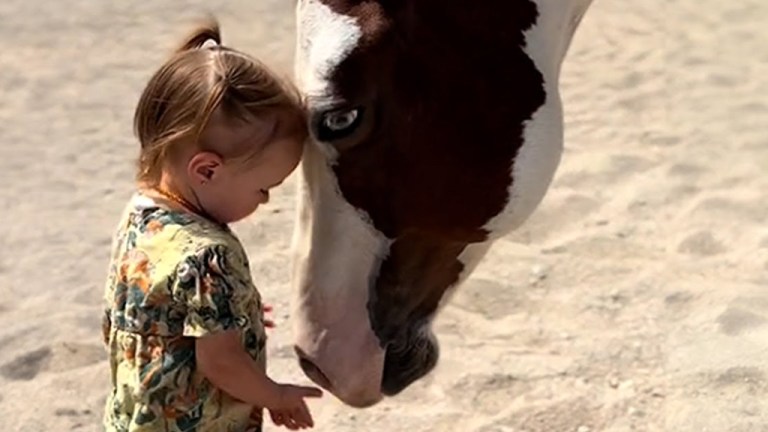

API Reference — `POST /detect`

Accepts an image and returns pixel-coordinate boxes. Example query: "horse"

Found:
[290,0,595,407]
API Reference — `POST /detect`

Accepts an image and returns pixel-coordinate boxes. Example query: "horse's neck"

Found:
[525,0,594,85]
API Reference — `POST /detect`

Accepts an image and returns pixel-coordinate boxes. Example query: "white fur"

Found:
[440,1,595,317]
[290,140,389,406]
[295,0,363,100]
[292,0,389,407]
[292,0,595,407]
[483,0,594,236]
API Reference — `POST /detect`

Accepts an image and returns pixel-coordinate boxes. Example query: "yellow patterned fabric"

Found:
[102,192,267,432]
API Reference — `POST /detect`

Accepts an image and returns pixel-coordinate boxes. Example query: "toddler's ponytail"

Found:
[175,15,221,53]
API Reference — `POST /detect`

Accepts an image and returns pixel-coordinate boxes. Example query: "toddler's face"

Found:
[189,110,304,224]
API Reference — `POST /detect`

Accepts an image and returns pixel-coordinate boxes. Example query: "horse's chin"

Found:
[381,327,440,396]
[336,393,384,409]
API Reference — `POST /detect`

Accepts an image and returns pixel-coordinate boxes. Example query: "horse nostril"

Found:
[299,358,333,390]
[295,348,333,390]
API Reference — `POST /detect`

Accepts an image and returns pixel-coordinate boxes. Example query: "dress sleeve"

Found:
[172,244,246,338]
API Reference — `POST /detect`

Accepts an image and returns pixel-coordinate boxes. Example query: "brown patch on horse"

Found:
[368,231,466,342]
[370,231,463,394]
[315,0,545,390]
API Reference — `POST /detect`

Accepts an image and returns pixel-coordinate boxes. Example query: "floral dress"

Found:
[101,192,267,432]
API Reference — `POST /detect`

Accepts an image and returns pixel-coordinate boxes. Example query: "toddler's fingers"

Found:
[293,385,322,398]
[284,416,300,431]
[270,410,285,427]
[296,400,314,428]
[275,411,298,431]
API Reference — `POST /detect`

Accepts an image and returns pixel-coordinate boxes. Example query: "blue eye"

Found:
[324,109,359,131]
[316,107,363,141]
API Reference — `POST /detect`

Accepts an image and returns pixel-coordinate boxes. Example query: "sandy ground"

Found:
[1,0,767,431]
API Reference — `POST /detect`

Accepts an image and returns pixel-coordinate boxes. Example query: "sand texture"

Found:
[0,0,766,431]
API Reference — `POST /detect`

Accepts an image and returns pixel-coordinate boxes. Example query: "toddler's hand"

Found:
[267,384,322,430]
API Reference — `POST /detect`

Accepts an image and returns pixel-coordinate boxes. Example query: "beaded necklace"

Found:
[152,187,221,227]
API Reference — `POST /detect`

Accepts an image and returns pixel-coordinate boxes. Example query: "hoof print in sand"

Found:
[54,408,93,417]
[490,397,600,432]
[677,231,726,256]
[453,278,526,320]
[717,306,767,336]
[715,367,765,386]
[0,342,105,381]
[450,373,532,415]
[0,346,52,381]
[46,342,106,373]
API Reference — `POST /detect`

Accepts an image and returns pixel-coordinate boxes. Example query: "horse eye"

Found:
[324,109,358,131]
[316,107,363,141]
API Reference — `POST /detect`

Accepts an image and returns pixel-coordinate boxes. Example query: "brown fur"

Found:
[312,0,547,393]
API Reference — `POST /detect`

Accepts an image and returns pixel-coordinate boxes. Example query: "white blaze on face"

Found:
[292,0,390,407]
[295,0,362,99]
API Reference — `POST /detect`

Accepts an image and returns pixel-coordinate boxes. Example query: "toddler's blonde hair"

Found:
[133,16,306,184]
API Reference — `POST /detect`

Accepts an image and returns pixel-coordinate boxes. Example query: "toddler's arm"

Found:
[175,244,321,428]
[196,329,279,405]
[196,329,321,428]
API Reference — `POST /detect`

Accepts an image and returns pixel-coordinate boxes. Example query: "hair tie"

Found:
[201,38,219,49]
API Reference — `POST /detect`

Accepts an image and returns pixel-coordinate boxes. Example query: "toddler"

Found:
[101,17,321,432]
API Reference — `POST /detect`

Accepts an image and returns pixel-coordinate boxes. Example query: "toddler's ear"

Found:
[188,152,223,184]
